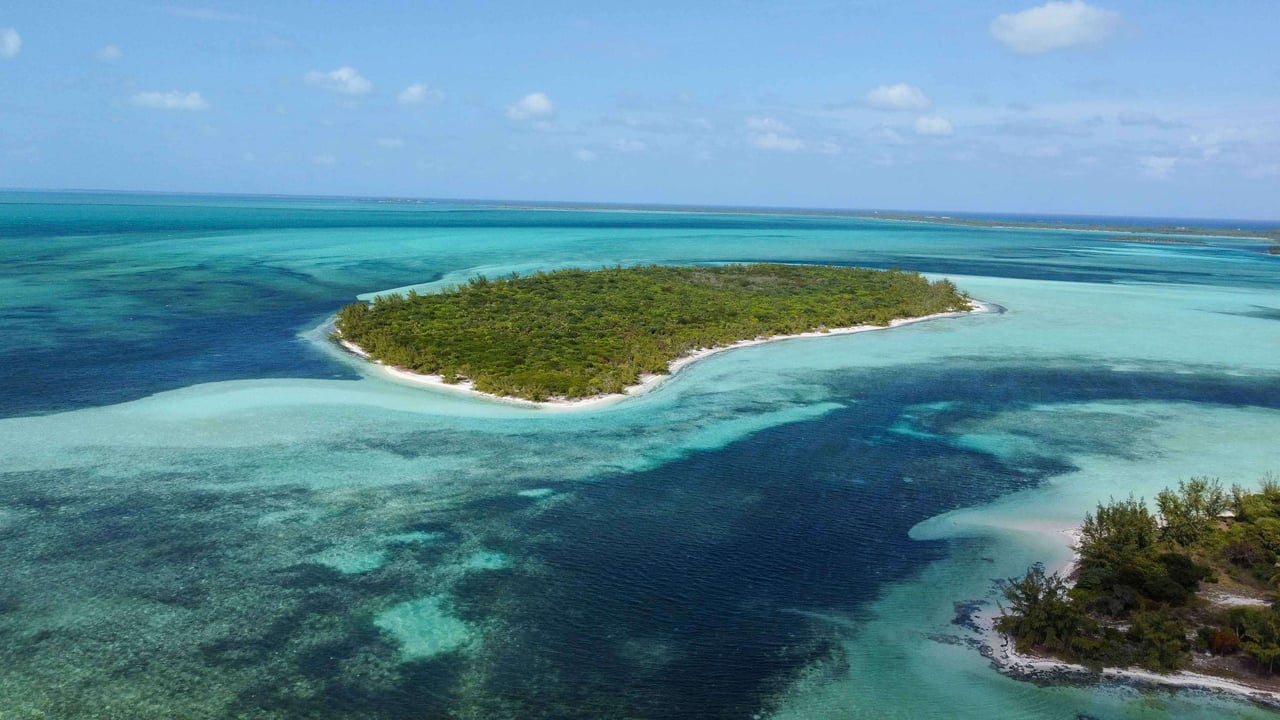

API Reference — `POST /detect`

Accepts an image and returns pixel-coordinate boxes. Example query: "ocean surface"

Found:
[1,192,1278,719]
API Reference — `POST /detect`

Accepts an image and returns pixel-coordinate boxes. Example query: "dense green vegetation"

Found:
[335,264,971,401]
[998,476,1280,676]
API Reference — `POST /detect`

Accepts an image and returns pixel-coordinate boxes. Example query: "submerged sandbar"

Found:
[335,264,979,406]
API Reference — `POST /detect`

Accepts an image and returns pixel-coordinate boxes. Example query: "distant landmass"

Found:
[490,200,1280,249]
[851,211,1280,244]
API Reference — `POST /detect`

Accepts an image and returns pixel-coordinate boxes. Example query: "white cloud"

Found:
[991,1,1119,55]
[1139,156,1176,179]
[398,83,443,105]
[914,116,954,136]
[314,153,337,166]
[304,67,372,95]
[750,132,804,151]
[507,92,555,120]
[574,149,598,162]
[131,91,210,111]
[1,28,20,59]
[818,141,843,155]
[376,137,404,149]
[96,45,123,63]
[611,139,646,153]
[865,84,931,111]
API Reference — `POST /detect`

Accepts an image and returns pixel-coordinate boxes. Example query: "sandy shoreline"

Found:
[336,301,993,410]
[976,523,1280,708]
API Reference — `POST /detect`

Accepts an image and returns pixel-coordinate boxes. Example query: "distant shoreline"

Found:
[336,301,992,410]
[485,202,1280,244]
[845,212,1280,244]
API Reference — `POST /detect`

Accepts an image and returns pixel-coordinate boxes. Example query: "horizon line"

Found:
[2,186,1278,226]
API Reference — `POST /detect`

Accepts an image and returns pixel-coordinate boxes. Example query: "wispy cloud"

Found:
[991,1,1119,55]
[304,67,373,95]
[611,139,646,153]
[313,153,337,166]
[131,91,210,111]
[574,149,598,162]
[1,28,20,60]
[865,84,931,111]
[747,117,790,133]
[915,116,954,136]
[376,137,404,149]
[746,117,804,151]
[983,116,1099,137]
[398,83,443,105]
[868,126,907,145]
[507,92,555,120]
[163,6,261,24]
[750,133,804,151]
[96,45,123,63]
[1115,110,1184,129]
[1139,156,1176,179]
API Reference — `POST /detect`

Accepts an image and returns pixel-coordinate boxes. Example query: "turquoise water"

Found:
[1,193,1278,718]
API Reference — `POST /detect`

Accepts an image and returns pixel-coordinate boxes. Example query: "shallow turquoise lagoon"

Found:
[1,194,1278,718]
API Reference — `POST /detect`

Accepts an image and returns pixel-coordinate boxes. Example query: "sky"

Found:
[2,1,1278,219]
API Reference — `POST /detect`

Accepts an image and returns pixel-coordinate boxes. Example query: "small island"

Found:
[994,476,1280,705]
[334,264,974,403]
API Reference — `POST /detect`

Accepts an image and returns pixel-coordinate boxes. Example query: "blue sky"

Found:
[2,1,1278,218]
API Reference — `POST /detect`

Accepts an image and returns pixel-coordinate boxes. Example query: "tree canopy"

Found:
[999,476,1280,676]
[335,264,971,401]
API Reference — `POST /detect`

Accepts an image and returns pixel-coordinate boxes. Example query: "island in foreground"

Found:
[334,263,975,404]
[990,476,1280,708]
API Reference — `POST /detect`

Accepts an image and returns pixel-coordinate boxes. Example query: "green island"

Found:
[998,476,1280,688]
[335,264,971,402]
